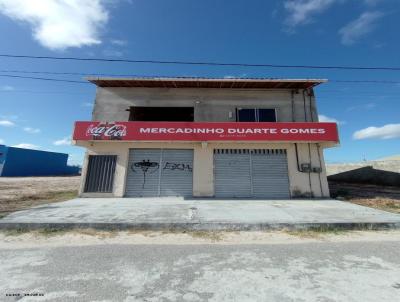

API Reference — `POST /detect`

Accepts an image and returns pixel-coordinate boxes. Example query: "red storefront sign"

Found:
[73,121,339,142]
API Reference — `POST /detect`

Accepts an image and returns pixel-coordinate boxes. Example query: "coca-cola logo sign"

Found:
[86,123,127,140]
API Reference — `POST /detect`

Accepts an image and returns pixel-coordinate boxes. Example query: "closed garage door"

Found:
[125,149,193,197]
[214,149,290,199]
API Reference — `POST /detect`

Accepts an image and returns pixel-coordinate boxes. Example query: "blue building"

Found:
[0,145,80,176]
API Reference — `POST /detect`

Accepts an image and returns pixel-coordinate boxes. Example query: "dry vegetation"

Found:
[0,176,80,217]
[329,181,400,213]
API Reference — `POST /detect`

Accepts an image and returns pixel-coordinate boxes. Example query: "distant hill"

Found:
[375,155,400,161]
[326,155,400,176]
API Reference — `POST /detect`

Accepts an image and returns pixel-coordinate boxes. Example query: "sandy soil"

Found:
[0,176,80,216]
[329,181,400,213]
[1,230,400,249]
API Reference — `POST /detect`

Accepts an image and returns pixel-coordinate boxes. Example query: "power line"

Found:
[330,80,400,84]
[0,69,135,77]
[0,89,87,95]
[0,74,89,84]
[1,53,400,71]
[1,69,400,85]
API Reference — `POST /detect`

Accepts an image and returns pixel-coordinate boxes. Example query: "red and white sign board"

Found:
[73,121,339,142]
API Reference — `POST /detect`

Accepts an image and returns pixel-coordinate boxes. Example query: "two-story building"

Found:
[73,77,339,199]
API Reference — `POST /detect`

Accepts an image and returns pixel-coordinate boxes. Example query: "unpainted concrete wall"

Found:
[93,87,318,123]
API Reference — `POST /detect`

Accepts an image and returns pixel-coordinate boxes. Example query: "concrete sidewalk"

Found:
[1,198,400,231]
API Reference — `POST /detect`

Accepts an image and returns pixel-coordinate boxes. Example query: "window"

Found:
[129,107,194,122]
[236,108,276,122]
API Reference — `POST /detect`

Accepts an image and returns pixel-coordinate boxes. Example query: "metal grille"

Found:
[84,155,117,193]
[125,149,193,197]
[214,149,290,199]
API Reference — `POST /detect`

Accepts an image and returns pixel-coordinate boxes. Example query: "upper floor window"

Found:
[236,108,276,122]
[129,106,194,122]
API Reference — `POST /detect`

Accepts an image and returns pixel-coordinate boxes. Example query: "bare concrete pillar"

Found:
[193,144,214,197]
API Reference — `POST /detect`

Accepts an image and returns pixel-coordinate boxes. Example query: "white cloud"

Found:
[102,48,124,57]
[0,0,109,50]
[0,85,14,91]
[364,0,382,6]
[353,123,400,140]
[318,114,345,124]
[0,120,15,127]
[53,136,71,146]
[23,127,41,134]
[339,11,384,45]
[284,0,336,27]
[67,154,84,166]
[346,102,376,112]
[0,139,4,144]
[82,102,94,107]
[12,143,40,150]
[110,39,127,46]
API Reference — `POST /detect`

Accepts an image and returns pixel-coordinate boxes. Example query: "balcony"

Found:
[73,121,339,146]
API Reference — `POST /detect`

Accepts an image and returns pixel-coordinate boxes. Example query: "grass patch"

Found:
[1,227,119,238]
[188,230,224,241]
[36,228,69,237]
[74,228,119,238]
[2,228,31,236]
[347,198,400,214]
[286,227,346,238]
[19,190,78,203]
[0,190,78,217]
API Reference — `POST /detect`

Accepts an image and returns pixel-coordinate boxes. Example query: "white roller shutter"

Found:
[125,149,193,197]
[214,149,290,199]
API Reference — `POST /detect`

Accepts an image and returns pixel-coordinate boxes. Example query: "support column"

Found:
[193,143,214,197]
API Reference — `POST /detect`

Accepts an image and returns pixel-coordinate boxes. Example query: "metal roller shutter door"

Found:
[160,149,193,197]
[214,149,290,199]
[214,149,252,198]
[125,149,193,197]
[251,149,290,199]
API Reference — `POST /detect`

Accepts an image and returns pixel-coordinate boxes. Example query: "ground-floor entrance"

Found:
[214,149,290,198]
[125,149,193,197]
[79,142,331,198]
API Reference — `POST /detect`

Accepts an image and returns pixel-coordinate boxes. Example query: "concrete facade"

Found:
[74,78,336,198]
[93,87,318,123]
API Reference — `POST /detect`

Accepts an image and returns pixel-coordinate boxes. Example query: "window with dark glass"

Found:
[128,107,194,121]
[258,109,276,122]
[237,109,256,122]
[236,108,276,122]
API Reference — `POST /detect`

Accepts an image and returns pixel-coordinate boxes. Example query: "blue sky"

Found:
[0,0,399,164]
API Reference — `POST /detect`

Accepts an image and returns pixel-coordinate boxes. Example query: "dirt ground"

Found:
[0,176,80,217]
[329,181,400,213]
[1,177,399,218]
[1,229,400,248]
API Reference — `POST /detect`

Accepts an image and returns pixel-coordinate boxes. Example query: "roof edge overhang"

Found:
[86,77,328,89]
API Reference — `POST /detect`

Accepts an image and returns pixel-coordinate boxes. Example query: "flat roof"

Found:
[86,77,327,89]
